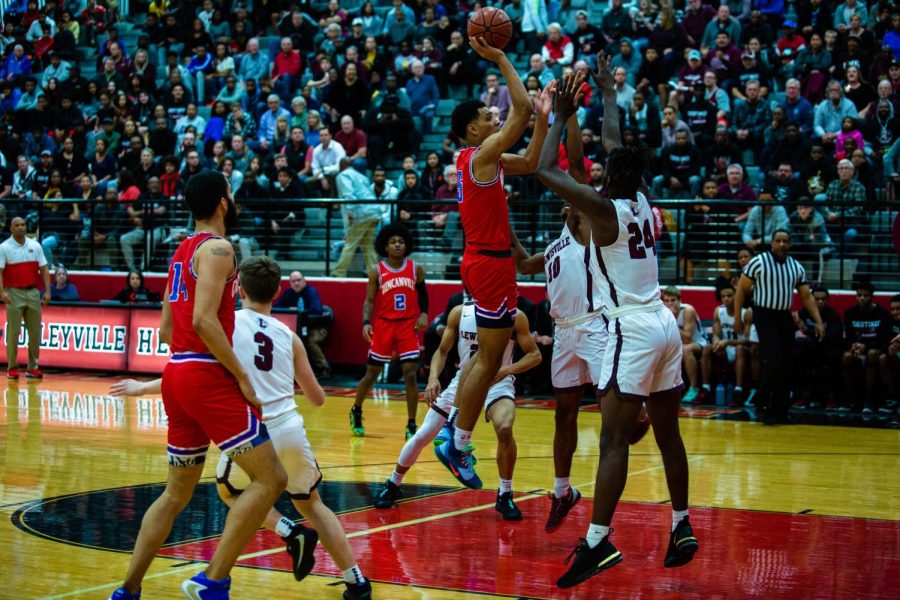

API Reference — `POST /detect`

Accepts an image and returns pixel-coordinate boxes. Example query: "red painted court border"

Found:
[159,491,900,600]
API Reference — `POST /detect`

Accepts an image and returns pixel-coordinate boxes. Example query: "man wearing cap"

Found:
[41,52,71,88]
[776,20,806,60]
[702,5,742,52]
[733,51,771,99]
[348,19,366,52]
[569,10,603,64]
[33,150,55,197]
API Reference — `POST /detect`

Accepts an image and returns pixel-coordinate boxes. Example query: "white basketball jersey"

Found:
[596,192,662,309]
[233,308,297,420]
[545,224,605,320]
[457,301,513,371]
[676,304,706,345]
[716,306,749,341]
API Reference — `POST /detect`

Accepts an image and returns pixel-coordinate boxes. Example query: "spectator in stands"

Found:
[731,80,771,155]
[420,164,460,251]
[704,128,743,184]
[743,189,789,250]
[50,266,79,302]
[521,0,549,54]
[480,71,511,123]
[789,201,834,267]
[397,168,429,228]
[524,53,555,89]
[275,270,330,377]
[823,159,867,249]
[623,92,662,148]
[333,158,381,277]
[238,38,268,85]
[718,163,757,226]
[766,161,806,204]
[792,285,843,409]
[256,94,290,155]
[794,33,831,102]
[780,78,814,135]
[569,9,603,65]
[2,45,32,84]
[663,286,707,403]
[406,60,439,135]
[655,129,703,198]
[325,62,370,125]
[843,281,893,412]
[885,136,900,202]
[702,5,742,51]
[769,122,812,172]
[611,38,642,86]
[684,0,717,48]
[418,151,444,198]
[661,105,694,149]
[271,37,302,101]
[112,270,156,304]
[814,81,859,146]
[370,164,398,206]
[601,0,634,52]
[612,66,636,110]
[362,93,418,160]
[308,127,345,198]
[542,22,574,76]
[682,80,718,148]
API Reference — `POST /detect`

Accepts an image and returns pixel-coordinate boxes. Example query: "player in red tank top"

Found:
[434,36,554,489]
[349,223,428,440]
[109,172,288,600]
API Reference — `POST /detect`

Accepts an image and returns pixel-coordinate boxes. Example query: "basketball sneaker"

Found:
[284,524,319,582]
[629,414,650,445]
[556,534,623,588]
[433,421,455,447]
[405,419,417,440]
[7,367,19,379]
[181,572,230,599]
[108,587,140,600]
[434,440,482,489]
[343,579,372,599]
[545,487,581,533]
[349,405,364,436]
[373,479,403,508]
[664,516,699,568]
[25,368,43,379]
[495,492,522,520]
[682,387,699,404]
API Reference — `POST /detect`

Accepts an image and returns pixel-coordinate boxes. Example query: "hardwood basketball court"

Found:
[1,374,898,599]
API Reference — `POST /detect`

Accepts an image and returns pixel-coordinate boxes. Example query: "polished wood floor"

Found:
[1,374,898,599]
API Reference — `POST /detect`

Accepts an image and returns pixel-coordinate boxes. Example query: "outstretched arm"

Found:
[511,228,544,275]
[502,82,555,175]
[589,52,622,153]
[566,112,587,184]
[537,72,617,245]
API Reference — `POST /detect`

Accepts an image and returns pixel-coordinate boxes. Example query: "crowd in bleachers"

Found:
[0,0,897,276]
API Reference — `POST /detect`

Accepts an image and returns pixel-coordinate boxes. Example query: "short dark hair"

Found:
[772,228,792,240]
[375,222,414,257]
[890,293,900,303]
[606,146,649,192]
[239,255,282,303]
[185,170,227,220]
[663,285,680,298]
[811,284,830,297]
[855,280,875,294]
[451,100,485,140]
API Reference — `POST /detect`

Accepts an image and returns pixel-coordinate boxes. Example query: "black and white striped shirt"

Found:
[743,252,806,311]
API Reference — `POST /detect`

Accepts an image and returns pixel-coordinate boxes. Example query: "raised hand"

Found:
[554,70,585,121]
[589,51,615,94]
[469,36,505,63]
[533,79,557,119]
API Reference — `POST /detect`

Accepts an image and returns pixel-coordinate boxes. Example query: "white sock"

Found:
[672,509,689,531]
[342,564,365,585]
[389,470,404,486]
[585,523,610,548]
[275,516,295,538]
[447,406,459,427]
[453,427,472,451]
[702,384,711,391]
[553,477,570,499]
[499,478,512,494]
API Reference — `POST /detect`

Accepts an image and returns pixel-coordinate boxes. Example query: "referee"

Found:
[734,229,824,424]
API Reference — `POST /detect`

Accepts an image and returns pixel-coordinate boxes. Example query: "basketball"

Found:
[467,7,513,50]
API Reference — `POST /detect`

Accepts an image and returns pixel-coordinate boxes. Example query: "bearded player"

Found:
[433,35,554,488]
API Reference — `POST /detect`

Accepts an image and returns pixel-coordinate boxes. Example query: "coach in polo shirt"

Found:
[734,229,824,425]
[0,216,51,379]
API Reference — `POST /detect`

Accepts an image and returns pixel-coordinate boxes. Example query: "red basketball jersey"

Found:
[166,231,238,353]
[456,146,509,253]
[374,259,418,321]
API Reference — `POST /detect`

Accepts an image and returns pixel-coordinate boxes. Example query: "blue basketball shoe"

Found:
[433,420,455,447]
[182,572,230,599]
[108,587,140,600]
[434,439,482,489]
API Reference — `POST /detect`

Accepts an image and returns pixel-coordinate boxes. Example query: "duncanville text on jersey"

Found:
[380,276,416,294]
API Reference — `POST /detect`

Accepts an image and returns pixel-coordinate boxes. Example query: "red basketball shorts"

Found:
[162,354,269,466]
[368,318,420,364]
[461,252,518,328]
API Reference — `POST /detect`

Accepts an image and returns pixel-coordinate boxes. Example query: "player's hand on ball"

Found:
[469,35,505,63]
[110,379,143,396]
[424,379,441,405]
[362,323,374,342]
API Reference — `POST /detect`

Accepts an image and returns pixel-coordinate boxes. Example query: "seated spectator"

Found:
[406,60,439,135]
[113,270,157,303]
[324,62,369,125]
[308,127,346,198]
[800,144,837,200]
[612,66,636,110]
[718,163,757,224]
[742,189,789,250]
[40,192,81,267]
[702,69,731,120]
[823,159,867,248]
[789,201,834,268]
[663,286,707,403]
[814,81,859,147]
[862,97,900,156]
[333,115,368,173]
[834,116,864,161]
[610,38,642,86]
[794,33,831,102]
[842,281,893,412]
[480,71,511,123]
[624,92,662,148]
[661,105,694,149]
[701,5,742,51]
[653,130,702,198]
[635,46,668,103]
[275,270,331,377]
[522,53,555,89]
[768,122,812,172]
[792,285,844,409]
[50,266,79,302]
[701,284,753,406]
[682,81,718,148]
[781,78,815,135]
[730,79,771,155]
[397,168,429,228]
[444,31,482,96]
[765,162,806,205]
[704,128,743,184]
[419,151,444,198]
[542,23,574,76]
[362,93,419,160]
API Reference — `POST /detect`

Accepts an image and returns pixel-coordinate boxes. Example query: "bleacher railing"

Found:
[4,197,897,290]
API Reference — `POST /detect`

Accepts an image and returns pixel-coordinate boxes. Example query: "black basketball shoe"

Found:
[557,534,623,588]
[284,524,319,582]
[495,492,523,520]
[373,480,403,509]
[664,516,699,568]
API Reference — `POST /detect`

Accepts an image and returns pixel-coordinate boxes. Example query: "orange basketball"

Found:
[467,7,513,50]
